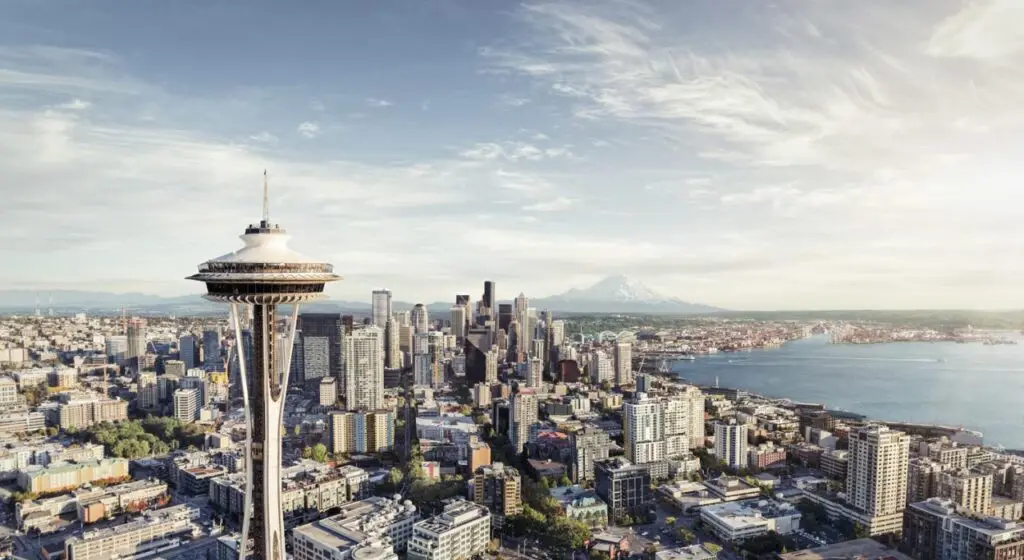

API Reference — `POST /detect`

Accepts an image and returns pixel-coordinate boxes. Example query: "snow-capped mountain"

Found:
[533,275,723,313]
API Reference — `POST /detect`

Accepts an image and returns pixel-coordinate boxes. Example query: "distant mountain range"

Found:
[0,276,723,315]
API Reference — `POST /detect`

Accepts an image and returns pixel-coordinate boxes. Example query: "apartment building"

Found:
[406,500,491,560]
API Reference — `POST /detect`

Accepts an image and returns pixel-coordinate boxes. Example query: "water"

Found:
[671,334,1024,449]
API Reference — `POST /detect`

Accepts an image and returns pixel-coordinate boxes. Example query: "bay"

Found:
[671,334,1024,449]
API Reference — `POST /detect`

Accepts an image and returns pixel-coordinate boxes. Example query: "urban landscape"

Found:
[0,198,1021,560]
[2,1,1023,560]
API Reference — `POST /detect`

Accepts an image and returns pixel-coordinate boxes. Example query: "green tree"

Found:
[665,516,677,526]
[311,443,328,463]
[387,468,404,486]
[302,447,313,459]
[558,474,572,487]
[678,528,695,544]
[546,517,592,551]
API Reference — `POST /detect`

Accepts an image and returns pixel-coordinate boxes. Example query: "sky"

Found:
[1,0,1022,310]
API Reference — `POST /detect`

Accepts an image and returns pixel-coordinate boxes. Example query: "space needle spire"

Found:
[262,169,270,227]
[187,172,340,560]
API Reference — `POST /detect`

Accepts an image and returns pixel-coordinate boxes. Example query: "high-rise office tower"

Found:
[450,306,467,340]
[624,393,666,465]
[497,304,513,333]
[178,335,198,369]
[297,313,344,384]
[549,320,565,348]
[371,290,392,328]
[413,331,444,387]
[106,335,128,365]
[509,390,538,454]
[846,425,910,517]
[482,281,496,312]
[188,175,340,560]
[203,327,222,371]
[614,341,633,386]
[411,304,429,334]
[343,326,385,410]
[384,318,402,369]
[464,327,492,384]
[127,318,147,364]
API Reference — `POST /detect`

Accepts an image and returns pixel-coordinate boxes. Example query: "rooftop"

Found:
[701,499,800,529]
[778,538,912,560]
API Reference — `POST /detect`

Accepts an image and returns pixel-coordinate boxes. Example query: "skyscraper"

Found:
[482,281,496,311]
[178,335,198,369]
[464,327,492,384]
[384,318,402,369]
[714,419,749,469]
[343,326,385,410]
[203,327,222,371]
[297,313,344,383]
[847,425,909,517]
[450,306,467,340]
[411,303,429,334]
[127,318,147,365]
[371,290,392,328]
[614,341,633,386]
[624,393,666,464]
[509,390,538,454]
[497,304,513,333]
[188,174,339,560]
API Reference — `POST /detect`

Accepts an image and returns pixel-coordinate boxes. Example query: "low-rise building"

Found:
[292,496,420,560]
[64,505,198,560]
[551,485,608,527]
[699,499,801,543]
[17,458,129,493]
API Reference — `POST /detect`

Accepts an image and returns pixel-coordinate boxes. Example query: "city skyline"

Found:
[2,1,1023,309]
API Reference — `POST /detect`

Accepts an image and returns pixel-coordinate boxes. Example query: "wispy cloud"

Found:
[296,121,320,138]
[248,131,279,144]
[460,141,572,162]
[366,97,393,107]
[57,99,90,110]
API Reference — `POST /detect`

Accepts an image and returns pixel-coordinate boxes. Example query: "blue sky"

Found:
[1,0,1022,309]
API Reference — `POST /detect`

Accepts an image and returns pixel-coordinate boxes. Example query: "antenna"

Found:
[262,169,269,225]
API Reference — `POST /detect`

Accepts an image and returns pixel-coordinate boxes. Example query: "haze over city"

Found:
[2,0,1022,309]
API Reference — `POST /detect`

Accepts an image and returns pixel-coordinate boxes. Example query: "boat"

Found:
[679,355,696,361]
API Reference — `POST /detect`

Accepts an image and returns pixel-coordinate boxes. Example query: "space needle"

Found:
[188,172,339,560]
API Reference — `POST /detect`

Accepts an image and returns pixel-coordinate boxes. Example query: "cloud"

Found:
[57,99,91,110]
[1,3,1023,309]
[460,141,572,161]
[925,0,1024,60]
[524,196,574,212]
[296,121,320,138]
[366,97,393,107]
[248,131,279,144]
